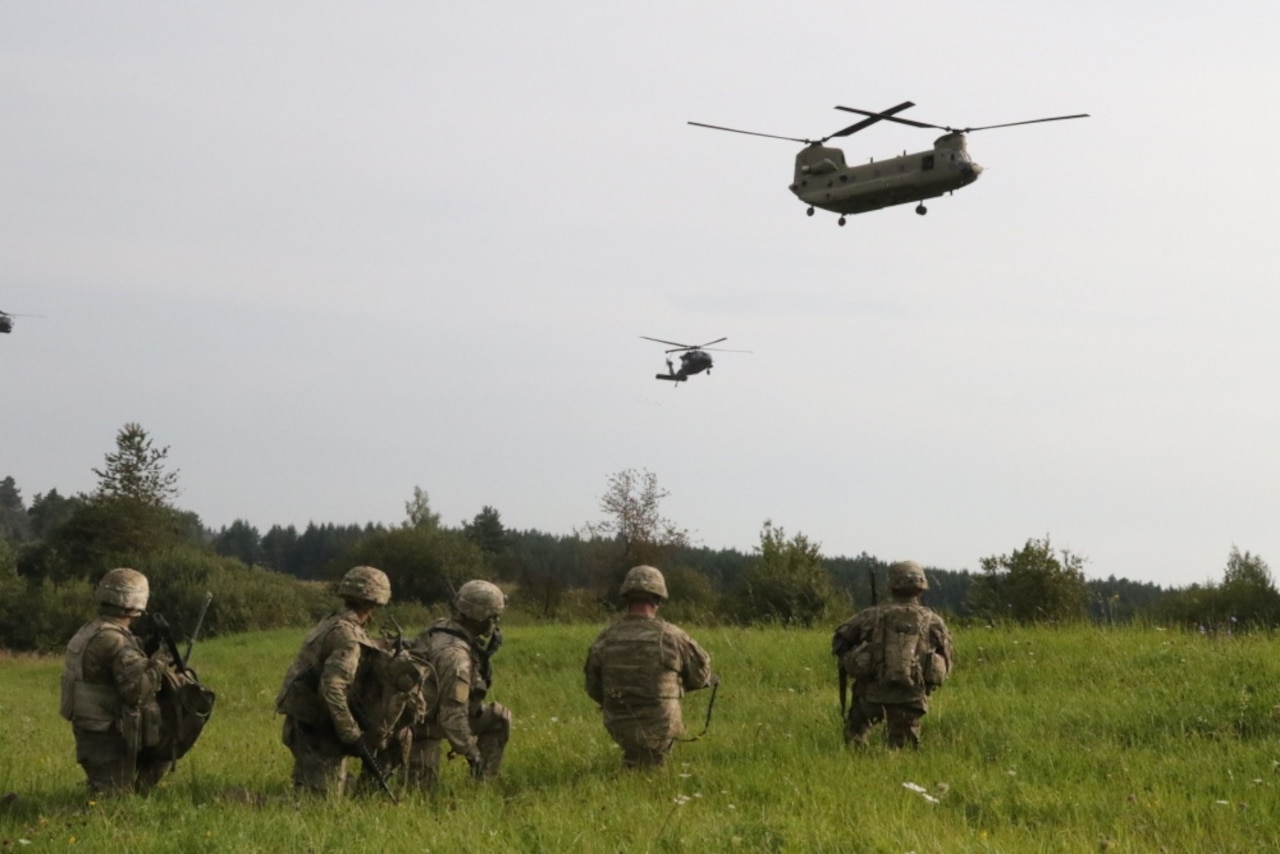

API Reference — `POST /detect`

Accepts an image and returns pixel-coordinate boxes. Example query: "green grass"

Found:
[3,622,1280,852]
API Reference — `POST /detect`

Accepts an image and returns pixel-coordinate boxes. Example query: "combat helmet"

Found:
[97,567,150,615]
[455,580,505,621]
[338,566,392,606]
[619,565,668,601]
[888,560,928,593]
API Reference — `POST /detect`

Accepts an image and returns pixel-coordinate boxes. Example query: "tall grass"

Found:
[2,622,1279,852]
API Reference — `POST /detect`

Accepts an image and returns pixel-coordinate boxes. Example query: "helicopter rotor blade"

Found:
[960,113,1090,132]
[825,100,916,141]
[641,335,695,350]
[703,347,753,353]
[687,122,811,144]
[836,106,1089,135]
[835,106,946,131]
[692,337,728,349]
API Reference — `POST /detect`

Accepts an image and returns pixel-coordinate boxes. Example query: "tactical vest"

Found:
[597,617,682,704]
[61,619,131,732]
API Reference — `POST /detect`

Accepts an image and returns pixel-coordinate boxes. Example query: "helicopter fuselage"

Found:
[656,348,713,382]
[790,132,982,216]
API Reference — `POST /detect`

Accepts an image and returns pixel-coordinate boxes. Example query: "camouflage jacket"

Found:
[584,614,712,715]
[275,609,375,743]
[414,618,488,757]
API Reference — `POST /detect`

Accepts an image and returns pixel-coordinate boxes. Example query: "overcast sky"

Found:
[4,2,1278,589]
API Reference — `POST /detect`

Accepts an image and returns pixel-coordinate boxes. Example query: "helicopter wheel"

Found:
[806,207,815,217]
[837,216,847,227]
[915,204,927,216]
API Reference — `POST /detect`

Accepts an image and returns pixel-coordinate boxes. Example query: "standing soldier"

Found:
[405,580,510,788]
[831,560,953,749]
[60,567,172,793]
[584,565,715,769]
[275,565,391,794]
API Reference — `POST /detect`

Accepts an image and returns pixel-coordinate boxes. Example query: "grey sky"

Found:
[4,2,1278,588]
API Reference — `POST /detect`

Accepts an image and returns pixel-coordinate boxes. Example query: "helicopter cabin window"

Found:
[922,154,935,171]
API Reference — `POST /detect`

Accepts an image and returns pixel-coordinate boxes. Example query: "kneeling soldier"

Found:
[406,580,510,787]
[61,568,172,794]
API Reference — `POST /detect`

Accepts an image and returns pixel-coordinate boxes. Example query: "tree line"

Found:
[2,423,1277,652]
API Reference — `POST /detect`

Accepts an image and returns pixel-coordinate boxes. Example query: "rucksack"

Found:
[139,667,216,765]
[872,603,931,690]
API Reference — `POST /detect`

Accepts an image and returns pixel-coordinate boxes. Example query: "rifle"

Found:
[675,673,720,743]
[838,569,880,718]
[151,614,189,676]
[355,739,400,805]
[184,592,213,668]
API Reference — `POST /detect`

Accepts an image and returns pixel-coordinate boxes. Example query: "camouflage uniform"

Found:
[584,566,713,768]
[60,568,169,794]
[276,608,377,792]
[275,566,392,794]
[832,561,954,749]
[406,615,510,787]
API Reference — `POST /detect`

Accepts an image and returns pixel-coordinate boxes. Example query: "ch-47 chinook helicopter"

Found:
[641,336,750,384]
[689,101,1088,225]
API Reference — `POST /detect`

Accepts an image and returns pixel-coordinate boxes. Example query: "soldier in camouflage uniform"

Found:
[831,560,954,749]
[584,565,715,769]
[275,566,391,794]
[405,580,510,788]
[60,568,173,794]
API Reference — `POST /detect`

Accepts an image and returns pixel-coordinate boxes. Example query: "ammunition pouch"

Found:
[840,642,876,681]
[923,652,949,692]
[277,669,328,726]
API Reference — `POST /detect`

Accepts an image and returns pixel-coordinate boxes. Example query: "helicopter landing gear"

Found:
[915,203,928,216]
[837,216,847,226]
[806,206,815,217]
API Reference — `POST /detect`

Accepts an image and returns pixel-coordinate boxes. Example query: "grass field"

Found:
[2,620,1280,852]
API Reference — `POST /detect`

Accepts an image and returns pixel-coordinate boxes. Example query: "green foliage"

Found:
[0,476,31,543]
[91,422,180,507]
[730,520,837,626]
[403,485,441,531]
[212,519,263,566]
[464,505,509,556]
[970,535,1090,624]
[334,524,486,607]
[1152,546,1280,629]
[6,624,1280,852]
[579,469,692,596]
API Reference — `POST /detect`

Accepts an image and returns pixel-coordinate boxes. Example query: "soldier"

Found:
[60,567,172,794]
[275,565,391,794]
[405,580,510,788]
[831,560,954,749]
[584,565,715,769]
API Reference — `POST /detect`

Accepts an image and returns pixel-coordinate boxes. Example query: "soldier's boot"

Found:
[405,738,442,790]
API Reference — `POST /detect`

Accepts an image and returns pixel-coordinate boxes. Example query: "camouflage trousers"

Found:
[404,702,510,789]
[73,727,170,794]
[603,699,683,769]
[843,696,926,749]
[282,717,351,795]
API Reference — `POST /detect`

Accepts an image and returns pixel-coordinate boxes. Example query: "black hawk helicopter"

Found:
[689,100,1088,225]
[642,336,749,383]
[1,310,44,334]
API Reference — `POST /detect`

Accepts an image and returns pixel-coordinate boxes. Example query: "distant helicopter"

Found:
[689,101,1088,225]
[0,310,43,334]
[641,336,749,383]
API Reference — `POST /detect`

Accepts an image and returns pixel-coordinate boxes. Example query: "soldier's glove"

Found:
[707,673,721,688]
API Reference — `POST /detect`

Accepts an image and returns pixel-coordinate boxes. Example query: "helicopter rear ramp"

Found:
[655,374,685,382]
